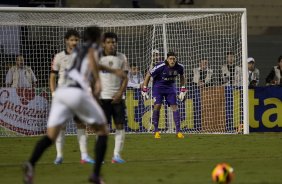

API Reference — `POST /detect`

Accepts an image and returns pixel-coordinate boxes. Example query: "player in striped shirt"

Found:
[23,26,126,184]
[50,29,94,165]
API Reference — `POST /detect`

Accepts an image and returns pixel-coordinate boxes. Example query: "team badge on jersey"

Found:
[109,61,113,67]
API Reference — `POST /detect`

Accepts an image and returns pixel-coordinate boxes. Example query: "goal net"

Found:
[0,8,248,136]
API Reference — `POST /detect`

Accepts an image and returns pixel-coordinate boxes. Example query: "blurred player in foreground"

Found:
[99,32,129,163]
[142,51,186,139]
[50,29,94,165]
[23,26,126,184]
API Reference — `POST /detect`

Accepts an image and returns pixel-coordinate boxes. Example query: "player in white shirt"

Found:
[23,26,127,184]
[50,29,94,164]
[99,32,129,163]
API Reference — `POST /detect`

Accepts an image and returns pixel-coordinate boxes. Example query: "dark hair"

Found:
[167,51,176,58]
[103,32,118,42]
[131,63,137,68]
[83,26,101,43]
[226,51,234,56]
[278,55,282,63]
[64,29,80,40]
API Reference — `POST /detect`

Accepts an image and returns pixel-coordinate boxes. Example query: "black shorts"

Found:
[100,99,126,125]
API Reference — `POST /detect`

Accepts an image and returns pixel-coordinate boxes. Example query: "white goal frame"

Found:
[0,7,249,135]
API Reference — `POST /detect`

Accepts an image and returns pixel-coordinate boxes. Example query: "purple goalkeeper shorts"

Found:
[152,91,177,105]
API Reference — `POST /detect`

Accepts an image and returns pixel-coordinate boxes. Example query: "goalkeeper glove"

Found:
[141,86,149,101]
[178,86,187,101]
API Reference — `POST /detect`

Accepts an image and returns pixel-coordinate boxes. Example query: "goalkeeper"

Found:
[142,51,186,139]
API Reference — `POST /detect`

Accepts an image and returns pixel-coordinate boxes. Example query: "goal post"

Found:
[0,7,248,136]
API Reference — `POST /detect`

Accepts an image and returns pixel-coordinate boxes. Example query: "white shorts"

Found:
[47,87,106,128]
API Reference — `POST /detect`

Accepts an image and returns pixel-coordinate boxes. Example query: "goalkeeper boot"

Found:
[81,156,95,164]
[54,157,63,165]
[23,162,34,184]
[89,174,105,184]
[154,131,161,139]
[112,155,125,164]
[177,132,184,139]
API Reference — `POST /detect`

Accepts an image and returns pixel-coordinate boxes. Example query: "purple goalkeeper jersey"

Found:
[150,61,184,93]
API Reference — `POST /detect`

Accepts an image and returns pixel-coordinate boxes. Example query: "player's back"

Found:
[62,43,99,91]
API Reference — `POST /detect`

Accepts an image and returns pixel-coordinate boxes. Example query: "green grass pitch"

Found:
[0,133,282,184]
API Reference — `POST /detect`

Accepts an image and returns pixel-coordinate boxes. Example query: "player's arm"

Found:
[178,66,187,101]
[30,68,37,87]
[112,55,129,103]
[119,55,129,93]
[5,69,12,87]
[180,74,185,87]
[49,56,59,97]
[140,71,151,101]
[142,72,151,88]
[98,64,126,80]
[88,47,101,97]
[112,71,128,103]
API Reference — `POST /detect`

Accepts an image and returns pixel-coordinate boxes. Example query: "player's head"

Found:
[226,51,235,65]
[130,63,139,75]
[16,55,24,67]
[165,51,177,67]
[64,29,80,51]
[103,32,118,55]
[247,57,255,71]
[199,59,208,70]
[277,55,282,68]
[83,26,102,44]
[152,49,160,65]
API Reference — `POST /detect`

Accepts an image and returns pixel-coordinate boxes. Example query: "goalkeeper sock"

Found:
[55,130,65,158]
[173,111,181,133]
[152,110,160,132]
[29,135,53,166]
[94,135,108,177]
[77,128,88,160]
[114,129,125,157]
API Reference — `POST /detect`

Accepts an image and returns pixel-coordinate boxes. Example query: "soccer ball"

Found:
[211,163,234,184]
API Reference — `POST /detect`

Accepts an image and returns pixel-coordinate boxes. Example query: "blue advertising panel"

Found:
[249,86,282,132]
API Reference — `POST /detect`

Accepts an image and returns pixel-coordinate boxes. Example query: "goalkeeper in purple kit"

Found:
[142,51,187,139]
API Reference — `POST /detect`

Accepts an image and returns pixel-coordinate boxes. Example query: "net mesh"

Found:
[0,9,245,136]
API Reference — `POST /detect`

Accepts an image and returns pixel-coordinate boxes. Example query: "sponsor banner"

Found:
[249,86,282,132]
[125,86,242,133]
[125,86,282,133]
[1,86,281,135]
[0,88,49,135]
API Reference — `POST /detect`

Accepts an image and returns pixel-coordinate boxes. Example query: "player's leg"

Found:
[166,93,184,139]
[152,91,163,138]
[112,100,126,163]
[24,125,62,183]
[54,125,66,164]
[23,108,68,184]
[89,124,108,184]
[75,118,95,164]
[24,90,72,183]
[153,104,162,138]
[29,126,62,166]
[73,90,108,183]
